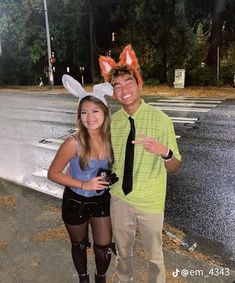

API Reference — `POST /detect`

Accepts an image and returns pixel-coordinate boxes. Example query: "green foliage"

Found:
[0,0,234,85]
[144,78,160,86]
[220,66,235,85]
[187,66,217,85]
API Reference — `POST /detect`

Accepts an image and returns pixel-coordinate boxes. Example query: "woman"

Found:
[48,76,116,283]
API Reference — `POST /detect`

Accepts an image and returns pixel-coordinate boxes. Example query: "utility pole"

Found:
[89,0,96,83]
[217,46,220,81]
[43,0,54,88]
[0,35,2,56]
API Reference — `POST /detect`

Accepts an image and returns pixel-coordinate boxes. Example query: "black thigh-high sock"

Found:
[93,242,112,276]
[65,222,90,276]
[90,216,112,276]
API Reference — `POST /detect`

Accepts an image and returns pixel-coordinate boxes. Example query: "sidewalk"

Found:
[0,178,234,283]
[0,84,234,98]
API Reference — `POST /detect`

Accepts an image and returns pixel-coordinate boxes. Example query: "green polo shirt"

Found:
[111,100,181,213]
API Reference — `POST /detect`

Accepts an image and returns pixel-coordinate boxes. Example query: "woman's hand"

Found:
[82,177,109,191]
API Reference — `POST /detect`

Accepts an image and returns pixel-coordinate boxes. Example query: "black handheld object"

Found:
[96,168,119,192]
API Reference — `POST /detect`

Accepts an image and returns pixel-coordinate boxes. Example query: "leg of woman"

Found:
[90,216,112,282]
[65,222,90,283]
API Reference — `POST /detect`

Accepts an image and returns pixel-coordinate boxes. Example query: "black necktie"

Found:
[122,117,135,195]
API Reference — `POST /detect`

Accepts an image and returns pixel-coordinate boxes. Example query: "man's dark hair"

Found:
[110,65,138,85]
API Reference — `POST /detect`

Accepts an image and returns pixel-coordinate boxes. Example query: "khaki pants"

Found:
[110,195,165,283]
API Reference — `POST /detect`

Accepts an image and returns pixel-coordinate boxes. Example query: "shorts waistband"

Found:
[65,187,110,203]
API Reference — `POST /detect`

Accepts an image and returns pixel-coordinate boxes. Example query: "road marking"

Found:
[171,117,198,124]
[158,98,224,103]
[157,97,225,101]
[29,97,224,199]
[34,98,225,164]
[34,143,59,150]
[25,179,63,199]
[40,138,64,144]
[170,117,198,121]
[150,102,218,107]
[148,104,210,112]
[172,120,196,124]
[32,168,48,178]
[34,132,182,152]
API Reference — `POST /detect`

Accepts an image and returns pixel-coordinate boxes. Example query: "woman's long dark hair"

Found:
[75,96,114,170]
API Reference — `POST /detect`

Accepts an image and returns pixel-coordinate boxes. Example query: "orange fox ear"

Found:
[120,44,143,89]
[99,56,116,81]
[120,44,138,69]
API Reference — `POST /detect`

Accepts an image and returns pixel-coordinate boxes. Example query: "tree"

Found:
[185,0,235,68]
[0,0,234,85]
[206,0,226,67]
[112,0,196,84]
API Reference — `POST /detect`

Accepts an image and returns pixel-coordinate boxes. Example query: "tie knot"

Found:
[129,116,134,125]
[128,116,135,135]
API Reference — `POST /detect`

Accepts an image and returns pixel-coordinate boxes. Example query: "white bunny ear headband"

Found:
[62,74,113,107]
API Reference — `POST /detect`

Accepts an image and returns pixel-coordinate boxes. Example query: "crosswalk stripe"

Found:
[158,99,223,103]
[41,138,64,143]
[150,102,218,107]
[173,120,196,124]
[34,134,182,151]
[171,117,198,124]
[32,168,48,178]
[170,117,198,121]
[34,143,59,150]
[148,104,210,112]
[25,179,63,199]
[34,98,225,152]
[157,97,225,101]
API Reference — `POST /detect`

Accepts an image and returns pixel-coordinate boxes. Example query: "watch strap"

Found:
[161,149,173,161]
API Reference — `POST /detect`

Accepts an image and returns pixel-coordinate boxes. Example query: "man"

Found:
[99,45,181,283]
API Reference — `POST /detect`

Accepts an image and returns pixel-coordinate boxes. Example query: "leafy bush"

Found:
[219,66,235,85]
[187,66,217,86]
[144,78,160,85]
[186,65,235,86]
[166,68,175,85]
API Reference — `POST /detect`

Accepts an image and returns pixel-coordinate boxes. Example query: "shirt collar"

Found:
[121,99,147,119]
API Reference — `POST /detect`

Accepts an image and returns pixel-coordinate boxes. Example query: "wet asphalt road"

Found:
[164,98,235,265]
[0,92,234,266]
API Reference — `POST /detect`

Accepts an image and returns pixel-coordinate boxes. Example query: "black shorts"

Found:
[62,187,111,225]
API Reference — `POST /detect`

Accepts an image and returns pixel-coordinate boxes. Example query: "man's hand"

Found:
[132,133,168,156]
[132,132,181,173]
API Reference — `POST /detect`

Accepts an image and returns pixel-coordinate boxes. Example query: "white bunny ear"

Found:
[93,83,113,97]
[62,74,86,97]
[93,83,113,106]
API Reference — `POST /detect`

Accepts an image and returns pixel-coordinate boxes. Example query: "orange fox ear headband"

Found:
[99,44,143,89]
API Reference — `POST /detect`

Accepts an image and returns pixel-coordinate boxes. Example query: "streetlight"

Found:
[112,32,116,42]
[79,67,85,86]
[43,0,54,88]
